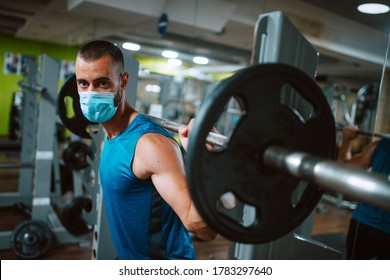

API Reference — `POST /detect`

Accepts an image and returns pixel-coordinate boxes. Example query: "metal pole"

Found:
[147,115,226,147]
[263,145,390,212]
[18,81,56,105]
[18,81,45,93]
[335,123,390,139]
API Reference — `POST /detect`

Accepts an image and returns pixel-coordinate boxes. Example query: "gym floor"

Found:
[0,151,353,260]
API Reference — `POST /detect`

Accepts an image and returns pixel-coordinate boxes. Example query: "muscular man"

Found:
[75,40,216,260]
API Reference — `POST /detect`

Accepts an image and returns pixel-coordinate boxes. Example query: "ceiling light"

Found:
[357,3,390,14]
[193,56,209,65]
[167,58,182,66]
[145,84,161,93]
[122,42,141,51]
[162,50,178,59]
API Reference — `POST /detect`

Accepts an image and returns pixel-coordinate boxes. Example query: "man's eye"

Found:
[100,81,108,87]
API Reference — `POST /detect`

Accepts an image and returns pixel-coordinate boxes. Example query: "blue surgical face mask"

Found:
[79,91,118,123]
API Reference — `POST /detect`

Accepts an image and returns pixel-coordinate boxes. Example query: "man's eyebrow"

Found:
[94,77,111,82]
[76,78,87,83]
[76,77,111,83]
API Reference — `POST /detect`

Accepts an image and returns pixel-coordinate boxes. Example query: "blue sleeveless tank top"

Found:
[100,114,196,259]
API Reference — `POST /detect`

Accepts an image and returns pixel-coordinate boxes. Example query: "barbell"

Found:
[335,122,390,139]
[147,117,390,213]
[57,63,390,244]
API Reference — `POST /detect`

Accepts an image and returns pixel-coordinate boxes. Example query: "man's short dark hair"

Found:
[77,40,124,72]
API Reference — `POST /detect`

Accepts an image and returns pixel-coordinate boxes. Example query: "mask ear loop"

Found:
[115,72,126,107]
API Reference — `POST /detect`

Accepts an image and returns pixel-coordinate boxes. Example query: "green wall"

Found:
[0,34,80,137]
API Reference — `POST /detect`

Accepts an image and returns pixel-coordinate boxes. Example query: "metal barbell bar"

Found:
[148,114,390,212]
[17,81,56,106]
[147,115,226,147]
[264,146,390,212]
[335,122,390,139]
[18,81,46,94]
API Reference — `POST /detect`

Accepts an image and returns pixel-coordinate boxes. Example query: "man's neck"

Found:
[103,102,138,139]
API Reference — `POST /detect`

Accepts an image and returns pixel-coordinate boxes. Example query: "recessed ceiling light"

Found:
[193,56,209,65]
[162,50,178,59]
[122,42,141,51]
[167,58,182,66]
[145,84,161,93]
[357,3,390,14]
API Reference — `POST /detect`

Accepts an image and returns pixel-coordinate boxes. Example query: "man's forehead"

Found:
[77,75,111,82]
[77,55,111,65]
[76,57,121,73]
[76,61,116,78]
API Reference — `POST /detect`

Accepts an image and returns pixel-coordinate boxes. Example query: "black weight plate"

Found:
[10,219,53,259]
[186,63,336,244]
[63,141,93,170]
[61,196,93,235]
[57,74,96,139]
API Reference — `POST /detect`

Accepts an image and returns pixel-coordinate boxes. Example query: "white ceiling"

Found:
[1,0,389,84]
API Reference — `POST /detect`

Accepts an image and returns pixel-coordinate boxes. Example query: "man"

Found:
[338,125,390,259]
[75,40,216,260]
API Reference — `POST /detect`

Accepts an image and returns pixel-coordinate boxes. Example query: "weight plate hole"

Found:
[64,95,76,119]
[213,96,246,145]
[219,192,237,210]
[290,180,309,208]
[217,192,260,229]
[280,83,314,124]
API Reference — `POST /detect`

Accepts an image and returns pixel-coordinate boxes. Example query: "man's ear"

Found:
[121,72,129,90]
